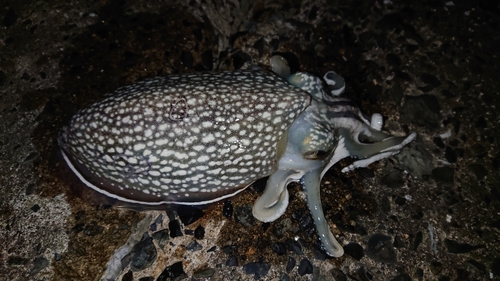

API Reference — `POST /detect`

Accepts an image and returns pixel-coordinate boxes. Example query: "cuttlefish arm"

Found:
[252,169,303,222]
[302,168,344,257]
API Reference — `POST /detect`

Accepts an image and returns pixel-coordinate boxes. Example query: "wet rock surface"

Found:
[1,0,499,280]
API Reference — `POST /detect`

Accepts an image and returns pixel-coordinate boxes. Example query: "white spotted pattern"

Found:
[60,70,310,204]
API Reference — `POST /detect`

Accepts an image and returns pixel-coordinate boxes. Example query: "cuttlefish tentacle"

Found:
[302,168,344,257]
[252,169,302,222]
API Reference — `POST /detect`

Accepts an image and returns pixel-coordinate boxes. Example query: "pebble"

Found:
[366,234,397,264]
[149,223,157,232]
[271,242,286,255]
[357,167,375,178]
[420,73,441,88]
[226,256,238,267]
[381,170,405,189]
[330,268,347,281]
[292,208,314,231]
[185,240,202,252]
[272,218,292,238]
[393,235,405,248]
[194,225,205,240]
[432,167,455,186]
[297,258,313,276]
[222,245,238,254]
[285,256,295,273]
[130,236,157,271]
[468,163,487,179]
[430,260,443,275]
[121,270,133,281]
[30,257,48,276]
[445,146,457,163]
[390,273,412,281]
[467,259,486,273]
[232,51,251,70]
[193,267,215,278]
[30,204,40,212]
[152,229,169,249]
[395,196,406,206]
[444,239,484,253]
[344,242,364,260]
[433,137,446,148]
[157,261,187,281]
[411,231,423,251]
[234,204,256,228]
[169,220,183,238]
[285,238,303,255]
[312,241,327,260]
[280,273,290,281]
[475,116,487,128]
[402,95,441,129]
[386,53,402,67]
[177,206,204,226]
[83,221,104,236]
[242,261,270,279]
[395,145,434,177]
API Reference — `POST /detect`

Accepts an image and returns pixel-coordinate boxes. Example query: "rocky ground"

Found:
[1,0,499,280]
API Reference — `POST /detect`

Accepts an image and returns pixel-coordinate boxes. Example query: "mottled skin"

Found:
[59,56,415,257]
[60,71,309,204]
